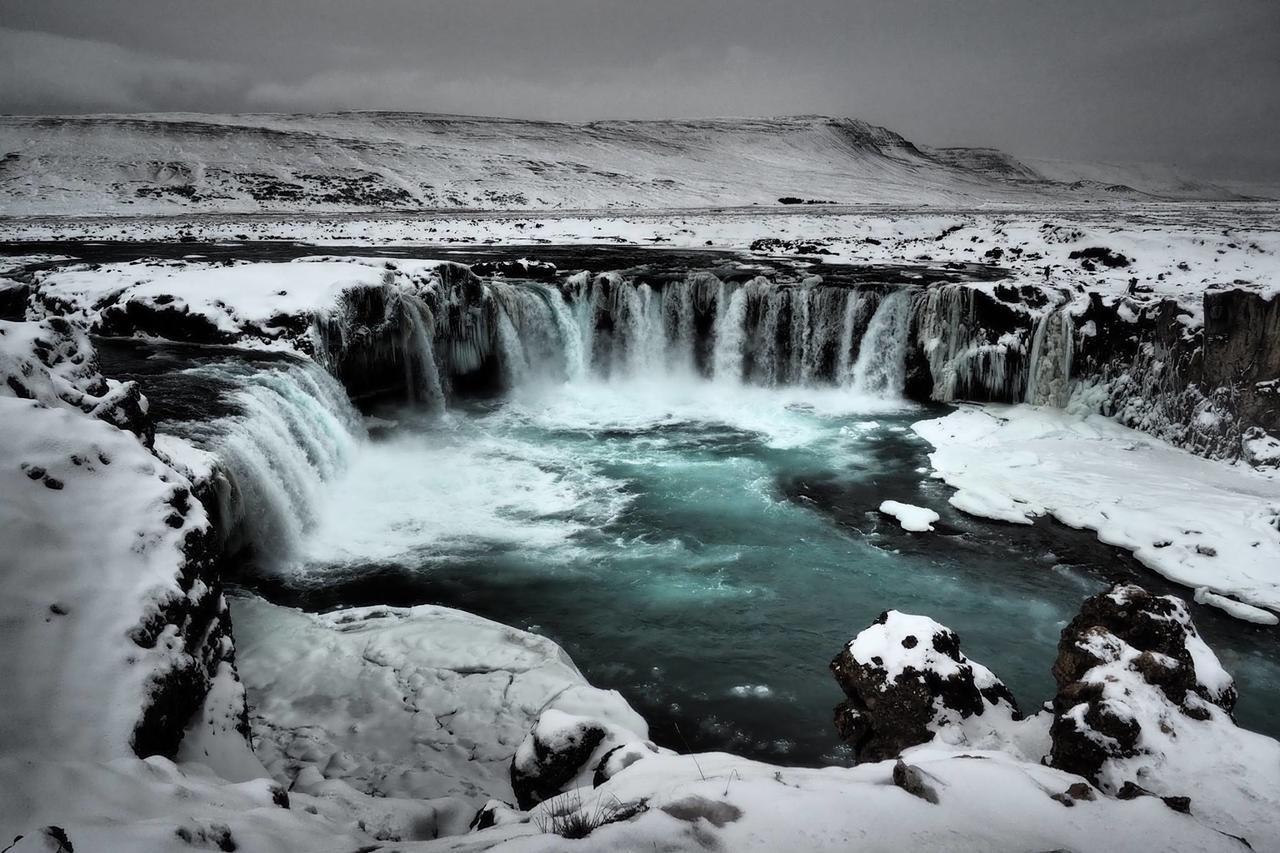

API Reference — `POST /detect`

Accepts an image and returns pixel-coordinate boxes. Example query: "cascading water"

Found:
[545,285,586,382]
[836,290,877,384]
[712,286,748,383]
[183,358,365,562]
[849,288,912,397]
[399,294,446,415]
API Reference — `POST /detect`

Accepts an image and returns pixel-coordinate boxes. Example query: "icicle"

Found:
[1026,304,1075,407]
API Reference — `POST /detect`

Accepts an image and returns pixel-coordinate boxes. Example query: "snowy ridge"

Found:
[0,319,222,762]
[0,112,1264,216]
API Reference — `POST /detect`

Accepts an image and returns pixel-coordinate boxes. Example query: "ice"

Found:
[878,500,940,532]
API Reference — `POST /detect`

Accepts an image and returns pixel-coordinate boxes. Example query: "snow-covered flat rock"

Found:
[233,595,647,804]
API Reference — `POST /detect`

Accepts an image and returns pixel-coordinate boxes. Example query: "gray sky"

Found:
[2,0,1278,180]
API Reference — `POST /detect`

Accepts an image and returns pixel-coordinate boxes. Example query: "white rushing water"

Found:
[210,274,930,568]
[849,288,912,397]
[188,359,366,561]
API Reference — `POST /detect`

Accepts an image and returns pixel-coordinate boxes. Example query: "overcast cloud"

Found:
[2,1,1278,180]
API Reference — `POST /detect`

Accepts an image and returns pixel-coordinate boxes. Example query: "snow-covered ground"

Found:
[233,596,648,805]
[914,406,1280,623]
[2,112,1270,217]
[7,206,1278,317]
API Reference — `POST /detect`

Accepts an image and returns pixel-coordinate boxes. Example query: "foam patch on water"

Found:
[273,426,631,572]
[499,376,915,450]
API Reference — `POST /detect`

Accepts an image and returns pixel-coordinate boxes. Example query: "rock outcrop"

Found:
[829,610,1021,762]
[0,317,237,763]
[1048,583,1237,788]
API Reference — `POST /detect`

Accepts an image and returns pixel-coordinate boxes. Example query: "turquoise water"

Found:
[242,377,1280,765]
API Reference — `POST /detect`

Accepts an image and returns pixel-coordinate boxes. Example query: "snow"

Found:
[0,395,210,762]
[1,113,1272,218]
[233,595,647,805]
[0,317,213,764]
[1194,587,1279,625]
[9,205,1278,318]
[878,499,940,532]
[465,748,1251,852]
[914,405,1280,621]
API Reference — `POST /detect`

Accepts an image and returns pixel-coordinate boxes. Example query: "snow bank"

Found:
[914,405,1280,620]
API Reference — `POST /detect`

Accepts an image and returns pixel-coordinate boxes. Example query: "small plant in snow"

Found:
[535,790,636,839]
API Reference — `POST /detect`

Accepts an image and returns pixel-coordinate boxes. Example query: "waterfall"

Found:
[187,358,364,563]
[663,278,698,374]
[495,305,529,388]
[633,283,665,375]
[836,290,877,384]
[1026,305,1075,407]
[789,285,812,384]
[850,288,911,397]
[546,286,586,381]
[749,278,787,385]
[400,294,446,415]
[712,286,748,383]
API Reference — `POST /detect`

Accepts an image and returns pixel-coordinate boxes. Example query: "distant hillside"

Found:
[0,112,1261,215]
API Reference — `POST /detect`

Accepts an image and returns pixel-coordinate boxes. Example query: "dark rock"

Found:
[1068,247,1131,268]
[469,799,521,832]
[892,760,940,804]
[592,741,660,787]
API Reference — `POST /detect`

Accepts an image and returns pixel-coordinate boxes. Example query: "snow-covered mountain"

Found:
[0,112,1260,216]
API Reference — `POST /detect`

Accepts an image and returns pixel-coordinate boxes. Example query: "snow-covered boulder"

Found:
[1048,583,1280,843]
[830,610,1022,762]
[510,711,663,809]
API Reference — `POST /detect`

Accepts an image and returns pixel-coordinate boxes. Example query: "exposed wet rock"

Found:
[1068,247,1132,269]
[469,799,525,832]
[592,741,663,787]
[830,610,1020,762]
